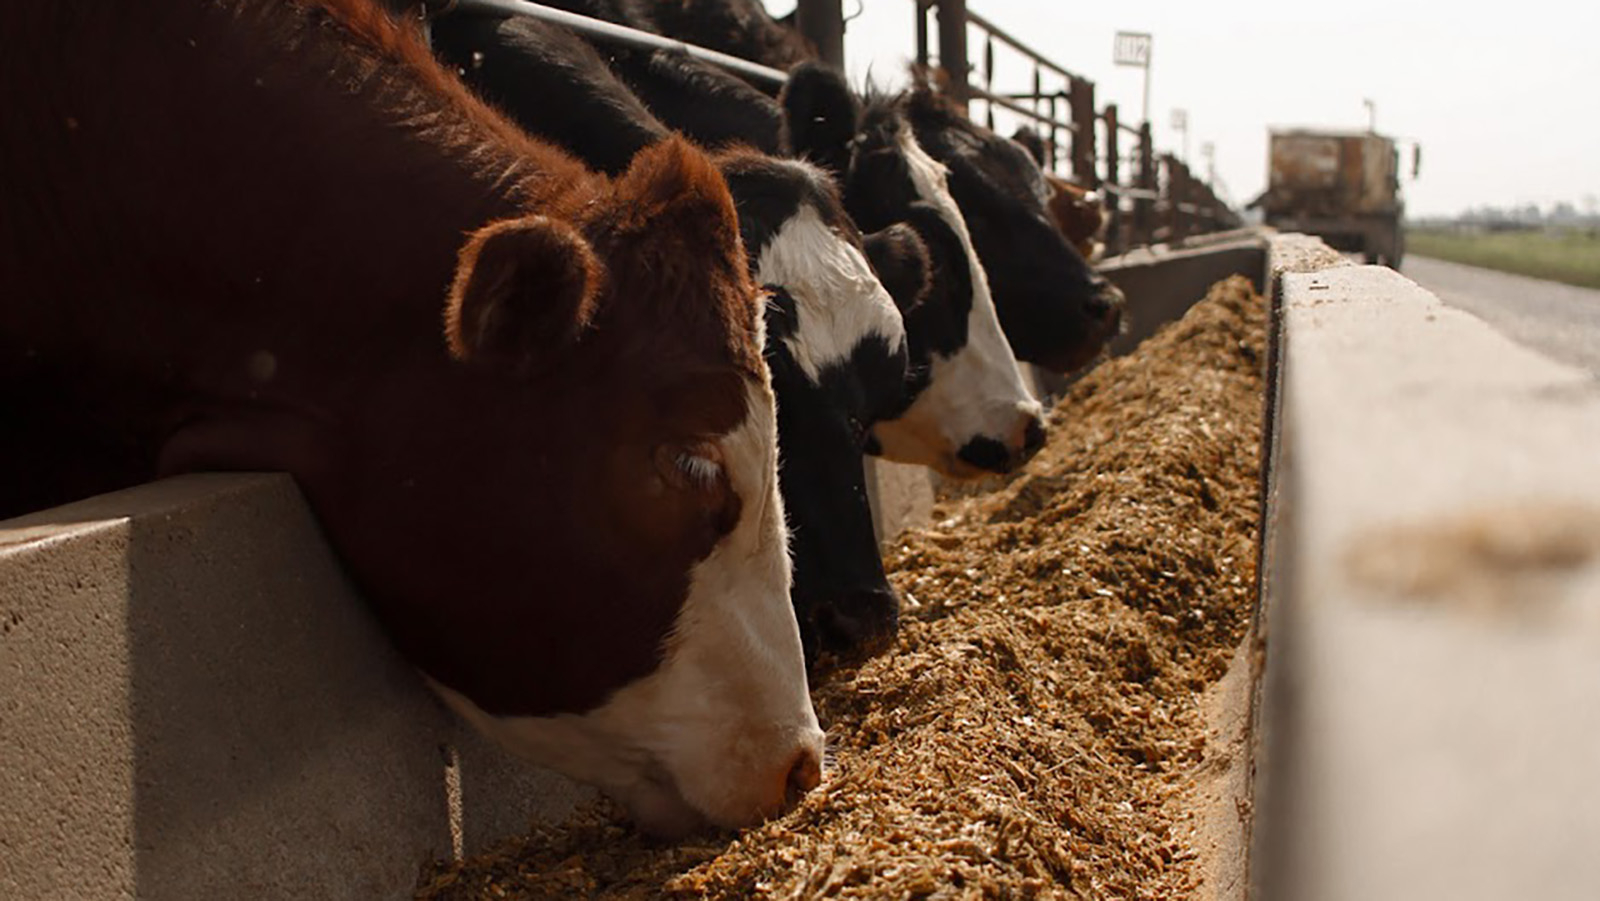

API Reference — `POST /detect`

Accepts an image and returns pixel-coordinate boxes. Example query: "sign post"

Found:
[1171,107,1189,163]
[1113,31,1152,125]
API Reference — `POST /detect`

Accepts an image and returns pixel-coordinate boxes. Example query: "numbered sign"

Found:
[1114,31,1151,68]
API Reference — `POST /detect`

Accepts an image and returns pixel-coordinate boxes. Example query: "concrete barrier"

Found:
[1029,229,1271,401]
[1252,235,1600,900]
[1101,230,1270,358]
[0,474,591,900]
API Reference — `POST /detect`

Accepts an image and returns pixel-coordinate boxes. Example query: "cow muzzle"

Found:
[953,408,1048,476]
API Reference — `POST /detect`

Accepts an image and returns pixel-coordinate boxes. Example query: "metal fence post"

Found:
[795,0,845,69]
[1164,154,1187,242]
[937,0,970,112]
[983,34,995,129]
[915,0,930,69]
[1104,104,1122,254]
[1069,76,1097,187]
[1135,121,1156,245]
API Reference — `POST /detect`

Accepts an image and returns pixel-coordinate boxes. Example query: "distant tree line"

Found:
[1412,195,1600,231]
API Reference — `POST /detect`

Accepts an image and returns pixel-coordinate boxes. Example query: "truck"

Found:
[1258,129,1414,267]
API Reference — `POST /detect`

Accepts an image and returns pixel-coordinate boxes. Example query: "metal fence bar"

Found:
[1102,184,1161,201]
[451,0,789,88]
[963,8,1075,82]
[967,84,1077,132]
[1003,90,1070,105]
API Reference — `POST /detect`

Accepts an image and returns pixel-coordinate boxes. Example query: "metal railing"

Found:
[452,0,788,88]
[443,0,1239,253]
[912,0,1239,252]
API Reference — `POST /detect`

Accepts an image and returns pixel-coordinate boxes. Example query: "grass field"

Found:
[1407,227,1600,289]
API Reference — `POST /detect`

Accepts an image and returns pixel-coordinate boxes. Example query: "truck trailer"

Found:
[1259,129,1409,267]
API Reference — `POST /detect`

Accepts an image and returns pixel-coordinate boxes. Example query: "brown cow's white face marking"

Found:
[871,131,1042,476]
[431,337,822,834]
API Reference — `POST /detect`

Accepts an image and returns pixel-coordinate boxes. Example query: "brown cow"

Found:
[1046,176,1109,263]
[0,0,820,835]
[1012,127,1109,262]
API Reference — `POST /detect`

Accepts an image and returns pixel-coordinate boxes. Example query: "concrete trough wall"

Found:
[1029,229,1270,400]
[1252,234,1600,899]
[0,474,592,900]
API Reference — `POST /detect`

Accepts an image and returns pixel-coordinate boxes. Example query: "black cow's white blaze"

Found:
[869,130,1043,475]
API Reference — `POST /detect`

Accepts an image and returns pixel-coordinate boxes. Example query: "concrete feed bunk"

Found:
[417,277,1270,899]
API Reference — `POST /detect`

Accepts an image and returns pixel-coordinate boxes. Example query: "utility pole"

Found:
[1363,97,1376,133]
[1201,141,1216,185]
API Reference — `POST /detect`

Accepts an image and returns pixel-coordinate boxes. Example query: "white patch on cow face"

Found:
[429,363,823,835]
[756,203,907,383]
[871,131,1043,477]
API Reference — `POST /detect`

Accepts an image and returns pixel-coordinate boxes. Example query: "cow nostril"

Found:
[1090,284,1126,331]
[955,436,1012,474]
[784,747,823,808]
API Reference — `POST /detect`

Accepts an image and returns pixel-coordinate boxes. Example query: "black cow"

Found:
[903,85,1124,373]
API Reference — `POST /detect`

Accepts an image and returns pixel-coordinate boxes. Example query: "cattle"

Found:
[628,55,1049,476]
[463,11,1049,477]
[1012,126,1109,263]
[431,13,922,659]
[779,65,1048,475]
[548,0,1126,376]
[1,0,821,836]
[900,86,1124,374]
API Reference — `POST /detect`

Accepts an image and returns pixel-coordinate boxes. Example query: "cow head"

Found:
[1012,126,1109,263]
[905,87,1124,375]
[327,138,821,836]
[781,62,1046,479]
[717,150,924,661]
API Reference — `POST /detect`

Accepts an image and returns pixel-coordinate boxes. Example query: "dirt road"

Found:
[1402,255,1600,377]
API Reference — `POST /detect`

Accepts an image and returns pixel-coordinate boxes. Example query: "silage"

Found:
[418,275,1268,901]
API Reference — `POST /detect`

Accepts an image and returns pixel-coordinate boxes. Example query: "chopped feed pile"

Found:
[417,275,1268,900]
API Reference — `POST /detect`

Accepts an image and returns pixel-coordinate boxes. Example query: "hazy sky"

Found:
[766,0,1600,217]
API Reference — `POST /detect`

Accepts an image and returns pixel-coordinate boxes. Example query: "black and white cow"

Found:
[902,86,1124,374]
[779,64,1048,475]
[431,13,924,657]
[481,18,1050,478]
[541,0,1126,377]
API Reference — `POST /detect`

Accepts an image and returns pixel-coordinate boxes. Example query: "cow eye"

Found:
[656,441,740,538]
[657,442,725,492]
[674,450,723,490]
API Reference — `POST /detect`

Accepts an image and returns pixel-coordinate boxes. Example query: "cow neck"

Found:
[76,3,602,444]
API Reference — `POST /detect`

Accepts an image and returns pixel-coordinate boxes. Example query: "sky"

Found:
[767,0,1600,218]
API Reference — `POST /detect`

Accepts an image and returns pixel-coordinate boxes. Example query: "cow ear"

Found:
[612,136,742,245]
[863,223,931,315]
[779,61,859,179]
[445,215,602,370]
[1011,126,1048,167]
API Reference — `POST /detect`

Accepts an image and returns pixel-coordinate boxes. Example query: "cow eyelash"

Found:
[675,452,722,488]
